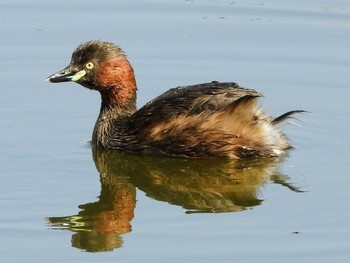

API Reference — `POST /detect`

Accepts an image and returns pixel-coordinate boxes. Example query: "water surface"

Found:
[1,0,349,262]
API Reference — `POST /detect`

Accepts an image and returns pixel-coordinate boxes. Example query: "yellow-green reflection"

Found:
[47,149,301,252]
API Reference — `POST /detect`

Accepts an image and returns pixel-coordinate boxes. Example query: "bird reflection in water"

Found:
[47,149,301,252]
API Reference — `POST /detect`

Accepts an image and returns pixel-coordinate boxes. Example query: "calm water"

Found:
[1,0,349,262]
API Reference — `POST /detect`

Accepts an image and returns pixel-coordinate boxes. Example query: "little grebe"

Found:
[46,40,303,159]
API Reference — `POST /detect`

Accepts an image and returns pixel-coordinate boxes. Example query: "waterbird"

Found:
[46,40,303,159]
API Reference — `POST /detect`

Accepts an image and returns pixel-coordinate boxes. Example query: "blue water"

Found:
[1,0,349,262]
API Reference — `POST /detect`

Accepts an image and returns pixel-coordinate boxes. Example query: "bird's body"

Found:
[47,40,302,159]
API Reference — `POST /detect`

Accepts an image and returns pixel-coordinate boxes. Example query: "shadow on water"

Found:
[47,149,302,252]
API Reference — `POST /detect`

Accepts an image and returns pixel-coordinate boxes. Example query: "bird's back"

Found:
[118,82,291,158]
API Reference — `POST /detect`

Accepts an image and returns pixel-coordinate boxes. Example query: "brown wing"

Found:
[120,81,271,158]
[128,81,261,132]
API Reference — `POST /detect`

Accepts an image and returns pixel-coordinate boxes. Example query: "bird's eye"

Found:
[85,62,94,70]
